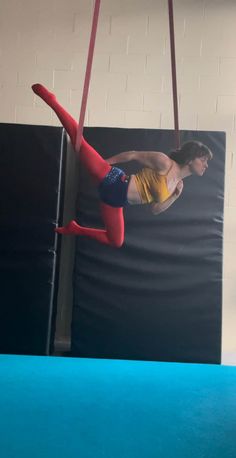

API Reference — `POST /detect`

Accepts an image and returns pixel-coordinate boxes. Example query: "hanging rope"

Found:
[75,0,101,151]
[76,1,179,151]
[167,0,180,149]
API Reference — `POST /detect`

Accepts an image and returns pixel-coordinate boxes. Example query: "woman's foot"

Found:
[32,83,56,102]
[55,220,82,235]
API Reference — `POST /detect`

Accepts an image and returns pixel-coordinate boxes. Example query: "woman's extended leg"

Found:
[32,83,111,183]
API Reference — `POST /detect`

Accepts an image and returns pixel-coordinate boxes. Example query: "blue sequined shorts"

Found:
[98,167,130,207]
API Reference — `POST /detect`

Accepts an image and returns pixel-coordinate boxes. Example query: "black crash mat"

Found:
[0,123,66,355]
[72,128,225,364]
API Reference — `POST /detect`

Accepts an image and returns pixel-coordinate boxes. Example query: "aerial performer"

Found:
[32,83,213,248]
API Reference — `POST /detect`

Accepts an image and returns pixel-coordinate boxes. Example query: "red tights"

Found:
[32,84,124,247]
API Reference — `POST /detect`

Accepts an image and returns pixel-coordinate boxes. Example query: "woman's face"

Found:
[189,155,209,176]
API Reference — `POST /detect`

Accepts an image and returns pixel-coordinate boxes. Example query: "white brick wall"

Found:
[0,0,235,364]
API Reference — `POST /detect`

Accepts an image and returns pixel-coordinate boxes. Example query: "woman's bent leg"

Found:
[56,204,124,248]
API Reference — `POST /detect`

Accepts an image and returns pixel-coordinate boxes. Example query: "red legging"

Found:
[32,84,124,247]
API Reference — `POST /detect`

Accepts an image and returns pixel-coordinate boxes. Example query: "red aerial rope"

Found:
[167,0,180,150]
[76,1,179,151]
[75,0,101,151]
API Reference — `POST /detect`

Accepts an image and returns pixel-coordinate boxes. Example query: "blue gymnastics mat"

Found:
[0,355,235,458]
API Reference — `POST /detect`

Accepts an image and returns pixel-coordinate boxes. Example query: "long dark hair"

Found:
[169,141,213,165]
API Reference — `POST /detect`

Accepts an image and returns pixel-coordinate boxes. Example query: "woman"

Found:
[32,84,213,247]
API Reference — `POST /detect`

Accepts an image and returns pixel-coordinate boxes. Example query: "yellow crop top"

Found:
[134,166,173,204]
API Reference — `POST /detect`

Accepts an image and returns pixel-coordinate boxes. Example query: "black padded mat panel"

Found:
[0,123,66,355]
[71,128,225,364]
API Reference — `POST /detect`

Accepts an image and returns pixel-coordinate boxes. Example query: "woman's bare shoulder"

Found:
[153,152,173,170]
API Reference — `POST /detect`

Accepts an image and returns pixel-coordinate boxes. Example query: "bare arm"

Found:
[151,181,184,215]
[107,150,172,171]
[107,150,135,165]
